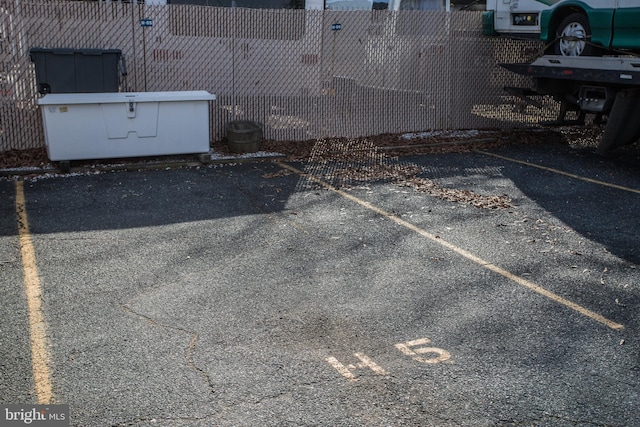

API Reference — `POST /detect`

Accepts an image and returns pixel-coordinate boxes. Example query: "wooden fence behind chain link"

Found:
[0,0,556,153]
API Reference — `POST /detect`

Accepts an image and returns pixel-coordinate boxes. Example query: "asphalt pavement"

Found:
[1,140,639,426]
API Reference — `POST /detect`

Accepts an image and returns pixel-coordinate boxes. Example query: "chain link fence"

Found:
[0,0,559,153]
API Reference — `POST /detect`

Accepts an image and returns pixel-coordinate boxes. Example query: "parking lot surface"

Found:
[1,139,639,426]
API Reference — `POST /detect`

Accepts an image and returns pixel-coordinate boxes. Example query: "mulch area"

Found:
[212,126,584,160]
[0,147,50,170]
[2,125,628,210]
[0,125,604,172]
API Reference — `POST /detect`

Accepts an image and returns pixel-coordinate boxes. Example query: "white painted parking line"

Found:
[477,150,640,195]
[277,162,625,331]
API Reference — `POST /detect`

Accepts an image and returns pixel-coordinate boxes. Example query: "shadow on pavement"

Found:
[491,144,640,265]
[0,162,301,236]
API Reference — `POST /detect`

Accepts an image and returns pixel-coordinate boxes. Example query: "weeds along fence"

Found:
[0,0,555,153]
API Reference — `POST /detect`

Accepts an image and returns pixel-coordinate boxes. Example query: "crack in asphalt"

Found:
[117,301,217,400]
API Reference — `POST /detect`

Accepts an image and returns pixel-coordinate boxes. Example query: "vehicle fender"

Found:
[539,2,615,48]
[482,10,496,36]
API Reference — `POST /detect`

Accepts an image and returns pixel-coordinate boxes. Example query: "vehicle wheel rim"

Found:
[559,22,586,56]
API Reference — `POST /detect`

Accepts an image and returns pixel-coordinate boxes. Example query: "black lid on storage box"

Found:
[29,47,123,94]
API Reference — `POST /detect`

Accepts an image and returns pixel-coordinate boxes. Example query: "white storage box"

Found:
[37,91,216,161]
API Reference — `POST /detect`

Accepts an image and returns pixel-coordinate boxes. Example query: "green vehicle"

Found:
[539,0,640,56]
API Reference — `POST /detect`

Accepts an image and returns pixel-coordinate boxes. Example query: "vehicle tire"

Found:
[554,12,595,56]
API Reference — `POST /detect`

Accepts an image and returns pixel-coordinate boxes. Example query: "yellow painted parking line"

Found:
[277,162,625,331]
[15,181,54,404]
[477,150,640,195]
